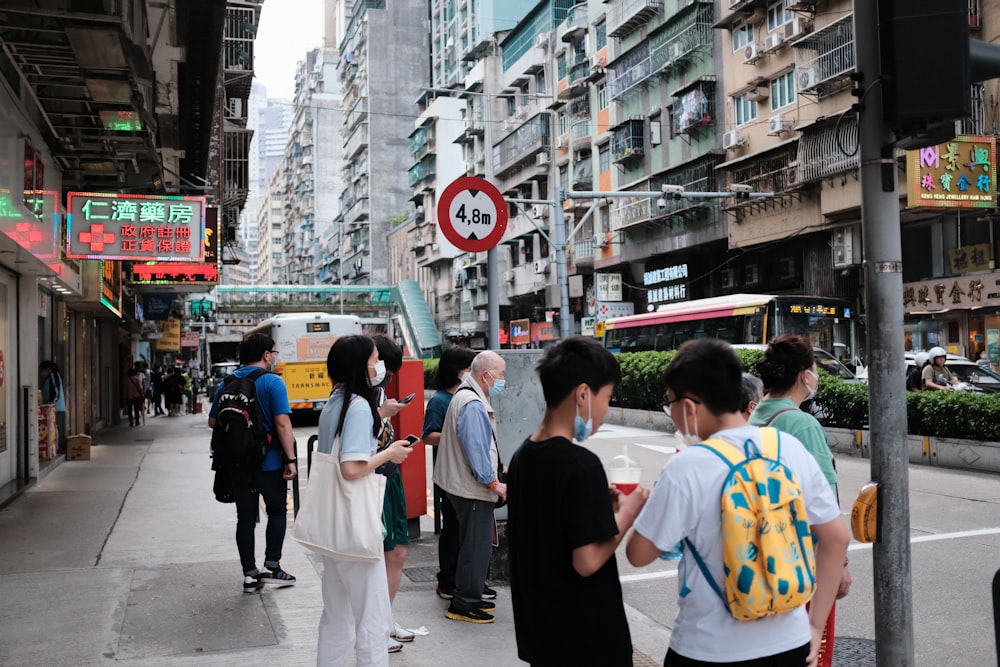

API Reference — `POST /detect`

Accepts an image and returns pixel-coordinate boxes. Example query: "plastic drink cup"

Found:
[606,451,641,511]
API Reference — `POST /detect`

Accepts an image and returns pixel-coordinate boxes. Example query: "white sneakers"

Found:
[391,621,415,642]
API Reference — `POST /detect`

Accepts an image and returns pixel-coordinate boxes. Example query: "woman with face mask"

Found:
[315,335,413,665]
[748,334,851,664]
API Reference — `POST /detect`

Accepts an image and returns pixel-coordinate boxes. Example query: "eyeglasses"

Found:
[661,395,702,414]
[268,349,278,355]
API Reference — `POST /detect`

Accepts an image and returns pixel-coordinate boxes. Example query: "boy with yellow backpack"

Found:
[627,339,849,667]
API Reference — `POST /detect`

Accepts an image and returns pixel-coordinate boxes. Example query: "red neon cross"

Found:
[78,224,116,252]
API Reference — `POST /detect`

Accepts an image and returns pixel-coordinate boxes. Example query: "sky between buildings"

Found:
[254,0,325,100]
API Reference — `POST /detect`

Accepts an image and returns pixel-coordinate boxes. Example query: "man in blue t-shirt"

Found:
[208,334,298,593]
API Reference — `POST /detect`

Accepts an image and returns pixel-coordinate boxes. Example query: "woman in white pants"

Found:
[316,335,412,665]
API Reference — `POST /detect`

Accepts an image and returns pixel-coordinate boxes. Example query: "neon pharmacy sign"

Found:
[66,192,205,262]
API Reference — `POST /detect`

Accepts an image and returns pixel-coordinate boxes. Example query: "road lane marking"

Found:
[620,526,1000,584]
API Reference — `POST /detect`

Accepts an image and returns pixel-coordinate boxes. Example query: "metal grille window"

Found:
[770,71,795,111]
[734,93,757,126]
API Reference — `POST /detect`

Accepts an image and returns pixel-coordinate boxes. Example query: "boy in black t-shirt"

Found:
[507,336,649,666]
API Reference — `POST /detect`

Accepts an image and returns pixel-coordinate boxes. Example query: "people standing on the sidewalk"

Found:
[124,368,145,427]
[40,360,67,452]
[164,367,184,416]
[182,368,195,414]
[370,334,416,648]
[432,350,507,624]
[740,372,764,420]
[627,339,849,667]
[315,335,413,665]
[508,337,649,665]
[150,366,165,415]
[749,334,852,663]
[422,346,477,601]
[208,334,299,594]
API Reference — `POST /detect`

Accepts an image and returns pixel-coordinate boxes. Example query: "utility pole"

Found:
[855,3,914,663]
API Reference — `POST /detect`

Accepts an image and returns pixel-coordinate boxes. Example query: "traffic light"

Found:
[878,0,969,147]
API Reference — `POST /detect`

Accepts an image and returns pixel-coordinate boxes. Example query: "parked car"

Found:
[205,361,239,397]
[732,344,858,382]
[905,352,1000,393]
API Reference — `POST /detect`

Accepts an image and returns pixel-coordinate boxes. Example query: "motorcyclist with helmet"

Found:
[922,347,959,391]
[906,351,930,392]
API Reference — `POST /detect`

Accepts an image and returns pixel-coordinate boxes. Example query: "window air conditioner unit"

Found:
[763,33,784,53]
[729,0,742,8]
[833,225,860,268]
[784,17,812,41]
[594,234,609,248]
[502,120,514,132]
[590,54,606,72]
[669,42,684,61]
[532,205,549,218]
[722,129,745,150]
[556,136,568,149]
[743,43,761,64]
[768,114,790,135]
[721,268,736,289]
[536,152,550,166]
[798,68,820,91]
[535,34,549,49]
[504,270,515,283]
[534,259,550,274]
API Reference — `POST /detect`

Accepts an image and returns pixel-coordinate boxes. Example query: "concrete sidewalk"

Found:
[0,410,670,666]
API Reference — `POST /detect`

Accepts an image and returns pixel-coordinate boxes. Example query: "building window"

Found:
[598,82,608,109]
[599,144,611,172]
[507,95,517,116]
[596,20,607,50]
[734,93,757,126]
[732,22,753,52]
[557,52,567,79]
[536,69,547,95]
[766,1,791,32]
[558,111,567,135]
[769,71,795,111]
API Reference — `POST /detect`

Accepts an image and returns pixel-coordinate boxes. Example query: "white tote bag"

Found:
[292,431,386,562]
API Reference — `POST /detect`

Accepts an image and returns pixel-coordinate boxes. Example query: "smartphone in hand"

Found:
[398,393,416,405]
[404,434,420,447]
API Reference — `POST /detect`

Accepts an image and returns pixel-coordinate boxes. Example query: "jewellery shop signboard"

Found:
[902,271,1000,314]
[906,135,997,209]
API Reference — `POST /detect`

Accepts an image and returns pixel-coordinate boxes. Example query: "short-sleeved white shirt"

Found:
[633,425,841,663]
[317,387,375,462]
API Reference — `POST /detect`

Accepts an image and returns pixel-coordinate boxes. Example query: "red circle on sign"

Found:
[437,176,509,253]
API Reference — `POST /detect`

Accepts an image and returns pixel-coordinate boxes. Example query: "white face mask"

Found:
[370,360,386,387]
[573,390,594,443]
[804,369,818,402]
[679,406,700,447]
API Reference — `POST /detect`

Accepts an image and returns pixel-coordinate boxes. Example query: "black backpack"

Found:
[210,368,272,473]
[906,366,924,391]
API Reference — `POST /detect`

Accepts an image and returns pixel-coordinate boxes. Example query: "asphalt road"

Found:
[292,419,1000,666]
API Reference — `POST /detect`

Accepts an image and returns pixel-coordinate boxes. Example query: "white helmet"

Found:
[914,352,930,368]
[928,346,947,360]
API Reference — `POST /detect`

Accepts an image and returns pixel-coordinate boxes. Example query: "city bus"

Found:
[603,293,858,364]
[245,313,364,411]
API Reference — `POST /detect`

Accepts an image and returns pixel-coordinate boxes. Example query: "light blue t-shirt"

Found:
[317,387,376,461]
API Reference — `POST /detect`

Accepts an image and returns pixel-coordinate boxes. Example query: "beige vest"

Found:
[432,374,499,503]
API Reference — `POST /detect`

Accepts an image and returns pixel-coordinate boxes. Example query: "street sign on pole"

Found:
[437,176,508,253]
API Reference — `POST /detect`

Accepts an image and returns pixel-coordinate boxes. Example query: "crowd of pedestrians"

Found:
[201,332,848,667]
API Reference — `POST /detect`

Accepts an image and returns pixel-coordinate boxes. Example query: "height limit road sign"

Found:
[437,176,508,253]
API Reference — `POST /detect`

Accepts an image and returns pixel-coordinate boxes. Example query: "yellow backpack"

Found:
[685,427,817,621]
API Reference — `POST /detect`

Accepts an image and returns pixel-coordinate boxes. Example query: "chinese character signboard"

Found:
[947,243,991,274]
[510,318,531,346]
[906,135,997,209]
[902,272,1000,313]
[153,318,181,351]
[128,205,219,284]
[100,260,121,317]
[67,192,205,261]
[644,263,689,307]
[596,273,623,301]
[596,301,635,321]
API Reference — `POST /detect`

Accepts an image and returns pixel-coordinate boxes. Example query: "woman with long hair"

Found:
[315,335,412,665]
[749,334,852,665]
[421,345,477,600]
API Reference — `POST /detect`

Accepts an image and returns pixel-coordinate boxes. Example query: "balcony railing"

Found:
[608,0,662,39]
[343,122,369,159]
[793,14,855,96]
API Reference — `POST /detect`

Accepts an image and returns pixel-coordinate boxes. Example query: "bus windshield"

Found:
[245,313,364,411]
[774,298,856,365]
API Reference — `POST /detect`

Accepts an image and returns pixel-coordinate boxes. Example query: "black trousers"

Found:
[231,468,288,574]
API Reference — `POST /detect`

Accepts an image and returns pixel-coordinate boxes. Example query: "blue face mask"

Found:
[488,371,506,395]
[573,391,593,443]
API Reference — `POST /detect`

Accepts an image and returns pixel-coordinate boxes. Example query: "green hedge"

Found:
[422,350,999,440]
